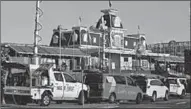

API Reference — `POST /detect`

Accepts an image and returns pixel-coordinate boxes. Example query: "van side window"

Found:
[106,76,115,83]
[54,73,63,81]
[126,77,134,86]
[64,74,75,82]
[113,76,126,85]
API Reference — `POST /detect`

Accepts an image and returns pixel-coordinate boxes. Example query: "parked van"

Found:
[84,72,143,104]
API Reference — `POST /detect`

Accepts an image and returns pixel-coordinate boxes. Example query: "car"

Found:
[84,71,143,104]
[166,77,187,99]
[131,75,169,102]
[4,63,90,106]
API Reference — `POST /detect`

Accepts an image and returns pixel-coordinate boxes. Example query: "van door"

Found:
[63,74,78,99]
[113,76,126,100]
[52,73,64,100]
[126,77,138,100]
[104,76,116,99]
[84,74,103,98]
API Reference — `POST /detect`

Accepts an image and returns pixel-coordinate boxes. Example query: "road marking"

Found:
[176,102,186,105]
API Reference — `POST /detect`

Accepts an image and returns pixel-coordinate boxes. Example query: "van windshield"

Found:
[85,74,103,84]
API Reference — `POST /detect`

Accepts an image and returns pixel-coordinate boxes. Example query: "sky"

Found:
[1,1,190,45]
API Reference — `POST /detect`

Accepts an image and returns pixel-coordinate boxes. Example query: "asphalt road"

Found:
[1,94,190,108]
[117,95,190,108]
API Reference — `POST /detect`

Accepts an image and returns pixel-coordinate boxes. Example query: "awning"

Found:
[8,44,89,57]
[154,56,184,63]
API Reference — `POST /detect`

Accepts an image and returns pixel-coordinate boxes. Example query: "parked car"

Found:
[131,75,169,102]
[4,63,89,106]
[84,72,143,104]
[166,77,187,99]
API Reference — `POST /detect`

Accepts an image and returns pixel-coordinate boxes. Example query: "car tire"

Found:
[151,92,157,102]
[180,90,186,99]
[40,93,51,106]
[163,91,169,101]
[109,93,116,103]
[136,93,142,104]
[78,91,86,105]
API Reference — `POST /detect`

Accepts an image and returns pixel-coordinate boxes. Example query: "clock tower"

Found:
[96,8,127,49]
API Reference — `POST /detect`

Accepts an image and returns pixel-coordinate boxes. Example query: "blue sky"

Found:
[1,1,190,45]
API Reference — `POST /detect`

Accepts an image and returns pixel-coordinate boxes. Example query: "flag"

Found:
[109,0,112,8]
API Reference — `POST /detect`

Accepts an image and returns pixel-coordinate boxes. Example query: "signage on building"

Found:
[120,57,132,70]
[110,29,124,49]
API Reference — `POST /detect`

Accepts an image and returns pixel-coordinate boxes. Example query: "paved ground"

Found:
[117,95,190,108]
[1,94,190,108]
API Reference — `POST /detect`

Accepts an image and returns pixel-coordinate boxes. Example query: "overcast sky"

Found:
[1,1,190,45]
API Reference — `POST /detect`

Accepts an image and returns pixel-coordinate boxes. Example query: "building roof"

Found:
[154,56,184,63]
[3,43,89,57]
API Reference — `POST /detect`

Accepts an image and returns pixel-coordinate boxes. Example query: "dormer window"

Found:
[125,40,128,46]
[111,15,123,28]
[93,37,96,43]
[133,42,137,47]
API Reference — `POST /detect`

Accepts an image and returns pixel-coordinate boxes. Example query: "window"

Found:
[124,58,128,62]
[64,74,75,82]
[53,35,59,44]
[125,40,128,46]
[93,37,96,43]
[106,76,115,83]
[113,76,126,85]
[126,77,134,86]
[150,80,162,86]
[133,42,137,47]
[168,79,177,84]
[54,73,63,81]
[83,33,88,42]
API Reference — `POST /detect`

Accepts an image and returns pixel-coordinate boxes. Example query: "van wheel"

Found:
[180,90,186,99]
[136,93,142,104]
[40,93,51,106]
[151,92,157,102]
[78,91,86,105]
[109,93,116,103]
[163,91,169,101]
